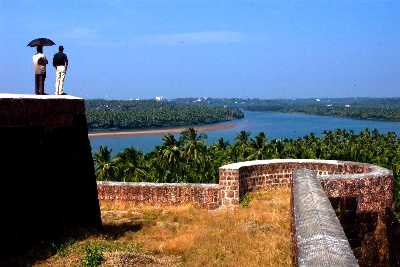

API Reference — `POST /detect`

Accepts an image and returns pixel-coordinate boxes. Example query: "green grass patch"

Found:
[239,193,252,208]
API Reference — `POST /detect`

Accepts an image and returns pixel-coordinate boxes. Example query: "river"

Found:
[89,111,400,154]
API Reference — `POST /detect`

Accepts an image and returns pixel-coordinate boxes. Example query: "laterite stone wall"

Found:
[219,159,392,214]
[292,169,358,267]
[97,181,222,209]
[219,159,394,266]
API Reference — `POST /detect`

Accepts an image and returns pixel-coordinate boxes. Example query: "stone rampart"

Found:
[98,159,393,216]
[219,159,393,266]
[0,94,101,257]
[97,181,222,209]
[219,159,393,214]
[292,169,358,267]
[98,159,394,265]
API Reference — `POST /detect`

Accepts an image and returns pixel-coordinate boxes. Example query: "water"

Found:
[90,111,400,154]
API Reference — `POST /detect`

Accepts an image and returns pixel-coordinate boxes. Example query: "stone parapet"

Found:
[219,159,393,266]
[218,169,240,206]
[219,159,393,213]
[292,169,358,267]
[0,94,85,127]
[97,181,222,210]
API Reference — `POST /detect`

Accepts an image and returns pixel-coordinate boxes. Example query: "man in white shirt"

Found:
[32,46,48,95]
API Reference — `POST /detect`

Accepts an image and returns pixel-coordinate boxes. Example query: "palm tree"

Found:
[216,137,229,150]
[156,133,183,182]
[180,128,207,164]
[248,132,268,160]
[233,131,252,160]
[114,147,146,182]
[236,130,251,144]
[93,145,118,181]
[159,134,181,165]
[179,128,209,182]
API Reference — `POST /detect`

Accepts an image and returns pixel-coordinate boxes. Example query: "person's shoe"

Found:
[61,92,68,95]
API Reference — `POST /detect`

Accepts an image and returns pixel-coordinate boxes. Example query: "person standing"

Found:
[53,45,69,95]
[32,46,48,95]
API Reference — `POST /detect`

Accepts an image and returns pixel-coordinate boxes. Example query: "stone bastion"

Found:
[218,159,393,213]
[0,94,102,257]
[99,159,395,266]
[99,159,393,214]
[219,159,394,266]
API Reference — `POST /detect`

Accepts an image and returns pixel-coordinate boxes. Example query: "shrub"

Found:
[240,193,252,208]
[82,243,104,267]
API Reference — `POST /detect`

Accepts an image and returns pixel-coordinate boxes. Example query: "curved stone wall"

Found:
[98,159,393,213]
[219,159,393,213]
[97,159,394,265]
[219,159,394,266]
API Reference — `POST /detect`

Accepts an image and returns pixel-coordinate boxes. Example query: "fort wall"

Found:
[0,94,102,256]
[97,181,221,209]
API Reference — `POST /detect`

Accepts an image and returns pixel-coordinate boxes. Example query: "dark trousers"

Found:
[35,73,46,95]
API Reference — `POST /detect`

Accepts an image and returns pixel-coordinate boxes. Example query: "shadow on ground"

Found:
[0,222,143,266]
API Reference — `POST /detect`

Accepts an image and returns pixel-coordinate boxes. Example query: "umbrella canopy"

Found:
[27,38,55,47]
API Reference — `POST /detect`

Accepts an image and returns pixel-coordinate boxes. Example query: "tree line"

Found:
[93,128,400,215]
[232,98,400,122]
[86,99,243,130]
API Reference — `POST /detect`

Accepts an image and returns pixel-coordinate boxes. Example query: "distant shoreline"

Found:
[88,123,237,138]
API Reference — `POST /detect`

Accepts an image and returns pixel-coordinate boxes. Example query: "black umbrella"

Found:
[27,38,55,47]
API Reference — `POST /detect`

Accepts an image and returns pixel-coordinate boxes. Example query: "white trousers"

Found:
[55,66,66,95]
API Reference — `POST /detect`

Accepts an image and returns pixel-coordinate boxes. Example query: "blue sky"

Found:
[0,0,399,99]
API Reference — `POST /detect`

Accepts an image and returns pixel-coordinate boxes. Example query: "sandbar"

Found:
[88,123,237,138]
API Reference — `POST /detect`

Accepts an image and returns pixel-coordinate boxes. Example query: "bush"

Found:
[82,243,104,267]
[240,193,252,208]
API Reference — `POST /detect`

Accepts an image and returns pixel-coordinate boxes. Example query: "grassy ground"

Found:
[34,187,292,266]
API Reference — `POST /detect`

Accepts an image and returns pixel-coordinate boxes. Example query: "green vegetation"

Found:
[82,243,104,267]
[85,97,400,131]
[173,97,400,121]
[199,97,400,121]
[93,128,400,215]
[243,98,400,121]
[85,99,243,130]
[239,193,252,208]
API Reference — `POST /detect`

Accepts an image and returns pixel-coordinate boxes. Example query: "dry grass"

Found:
[34,187,292,267]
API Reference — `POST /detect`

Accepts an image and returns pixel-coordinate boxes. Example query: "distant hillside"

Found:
[85,99,244,131]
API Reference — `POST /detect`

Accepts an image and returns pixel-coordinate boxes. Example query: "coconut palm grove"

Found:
[93,128,400,217]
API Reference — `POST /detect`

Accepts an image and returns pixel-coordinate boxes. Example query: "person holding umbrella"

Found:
[27,38,55,95]
[32,46,48,95]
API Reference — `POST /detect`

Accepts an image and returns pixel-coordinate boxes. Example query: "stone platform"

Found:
[0,94,102,257]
